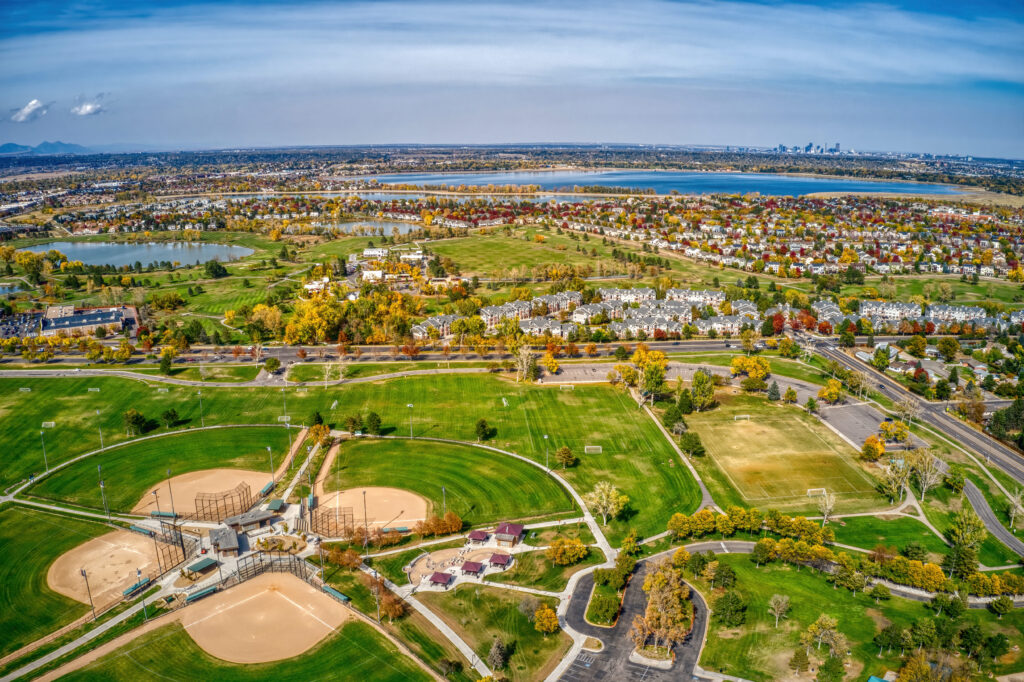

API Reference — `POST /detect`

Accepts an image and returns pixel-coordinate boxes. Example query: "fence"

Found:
[153,521,201,575]
[310,506,355,538]
[185,482,254,522]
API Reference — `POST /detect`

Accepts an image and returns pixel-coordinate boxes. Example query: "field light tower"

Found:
[266,446,275,485]
[197,390,204,428]
[40,430,48,472]
[407,404,414,438]
[96,409,104,449]
[544,434,549,470]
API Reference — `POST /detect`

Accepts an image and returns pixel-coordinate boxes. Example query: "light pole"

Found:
[81,569,96,620]
[138,568,148,621]
[98,465,110,521]
[197,390,204,428]
[442,485,446,516]
[544,434,549,470]
[281,388,288,420]
[96,409,104,449]
[266,446,275,485]
[151,489,161,516]
[362,490,369,559]
[166,468,176,517]
[40,430,48,472]
[406,404,414,438]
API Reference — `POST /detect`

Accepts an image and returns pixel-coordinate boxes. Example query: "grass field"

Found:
[694,554,1024,681]
[3,374,701,542]
[325,439,577,526]
[61,620,432,681]
[686,393,880,509]
[30,427,290,511]
[920,485,1021,568]
[417,584,572,682]
[829,515,950,560]
[0,506,114,657]
[485,548,604,591]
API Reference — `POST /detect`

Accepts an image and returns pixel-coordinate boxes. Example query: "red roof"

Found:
[489,553,511,565]
[429,571,453,584]
[495,522,524,537]
[468,530,489,541]
[462,561,484,573]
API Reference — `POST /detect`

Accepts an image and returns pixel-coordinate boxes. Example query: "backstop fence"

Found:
[309,506,355,538]
[186,482,254,522]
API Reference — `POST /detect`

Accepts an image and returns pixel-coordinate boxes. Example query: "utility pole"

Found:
[281,387,288,420]
[152,489,161,516]
[40,430,48,472]
[81,569,96,620]
[372,568,381,623]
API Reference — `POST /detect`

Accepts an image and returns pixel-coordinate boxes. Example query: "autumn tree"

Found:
[768,594,790,628]
[817,378,842,404]
[555,445,578,469]
[583,481,629,526]
[545,537,589,566]
[861,435,885,461]
[534,605,560,635]
[690,370,716,411]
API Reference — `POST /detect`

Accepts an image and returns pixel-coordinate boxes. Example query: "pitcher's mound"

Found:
[181,573,349,663]
[48,530,160,606]
[133,468,272,515]
[321,486,429,528]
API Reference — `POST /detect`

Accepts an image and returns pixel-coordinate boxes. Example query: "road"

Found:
[964,480,1024,557]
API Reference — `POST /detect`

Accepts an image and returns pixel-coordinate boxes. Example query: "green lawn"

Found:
[694,554,1024,681]
[287,362,344,382]
[3,374,701,542]
[417,584,571,682]
[829,515,950,561]
[30,427,290,512]
[921,486,1021,568]
[0,506,113,657]
[486,548,604,592]
[326,439,576,526]
[61,620,431,681]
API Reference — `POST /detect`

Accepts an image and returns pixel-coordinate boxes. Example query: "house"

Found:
[361,270,383,282]
[494,522,524,547]
[428,571,454,589]
[210,525,240,557]
[303,277,331,294]
[39,305,139,338]
[466,530,489,544]
[223,509,274,533]
[411,314,463,340]
[488,553,513,570]
[362,247,389,259]
[461,561,485,577]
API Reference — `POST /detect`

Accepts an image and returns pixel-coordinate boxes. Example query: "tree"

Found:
[984,633,1010,662]
[908,449,944,501]
[160,408,178,428]
[783,386,797,403]
[805,397,818,413]
[679,432,705,457]
[861,434,885,461]
[768,594,790,628]
[713,590,746,627]
[789,647,809,673]
[475,418,492,442]
[545,538,589,565]
[872,346,891,371]
[815,654,845,682]
[583,481,629,526]
[365,412,382,435]
[264,357,281,373]
[380,592,406,622]
[309,423,331,447]
[555,445,577,469]
[879,420,910,443]
[486,639,507,669]
[123,409,147,435]
[869,583,891,604]
[906,334,927,358]
[541,352,560,375]
[767,381,781,401]
[990,595,1013,619]
[817,378,842,404]
[937,336,960,362]
[677,388,694,414]
[947,507,987,551]
[691,370,716,411]
[816,491,837,527]
[159,352,173,375]
[534,604,560,635]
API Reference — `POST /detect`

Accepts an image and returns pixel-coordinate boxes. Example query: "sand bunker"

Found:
[320,486,430,529]
[180,573,349,663]
[132,468,273,515]
[48,530,160,606]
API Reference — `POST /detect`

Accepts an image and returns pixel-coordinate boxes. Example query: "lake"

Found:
[24,241,254,267]
[0,284,21,295]
[366,170,963,196]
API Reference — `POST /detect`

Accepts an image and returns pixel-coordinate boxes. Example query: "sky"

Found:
[1,0,1023,157]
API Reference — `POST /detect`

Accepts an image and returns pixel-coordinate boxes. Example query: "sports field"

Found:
[59,619,431,681]
[3,374,701,541]
[0,506,113,657]
[30,427,290,512]
[324,439,576,526]
[686,394,877,505]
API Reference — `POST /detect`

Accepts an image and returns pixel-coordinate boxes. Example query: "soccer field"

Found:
[687,395,877,505]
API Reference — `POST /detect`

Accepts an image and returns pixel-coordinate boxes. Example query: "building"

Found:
[488,553,513,569]
[494,522,524,547]
[428,571,454,589]
[210,525,240,557]
[466,530,489,544]
[223,509,274,533]
[411,314,463,340]
[461,561,485,577]
[39,305,139,338]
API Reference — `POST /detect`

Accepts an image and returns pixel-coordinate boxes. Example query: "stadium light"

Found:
[39,430,48,472]
[407,404,414,438]
[266,446,275,484]
[197,390,204,428]
[96,409,104,449]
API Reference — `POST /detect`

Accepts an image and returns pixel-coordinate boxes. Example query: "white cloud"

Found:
[71,93,107,116]
[10,98,49,122]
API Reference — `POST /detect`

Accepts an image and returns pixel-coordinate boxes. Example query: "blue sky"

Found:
[2,0,1022,156]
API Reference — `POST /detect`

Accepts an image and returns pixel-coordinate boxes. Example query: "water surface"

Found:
[25,241,254,267]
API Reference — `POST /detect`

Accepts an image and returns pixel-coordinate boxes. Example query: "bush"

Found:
[589,595,620,624]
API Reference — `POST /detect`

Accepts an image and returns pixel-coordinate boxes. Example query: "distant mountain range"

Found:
[0,141,95,156]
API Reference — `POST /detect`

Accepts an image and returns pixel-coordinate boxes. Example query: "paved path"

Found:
[964,480,1024,558]
[642,403,719,513]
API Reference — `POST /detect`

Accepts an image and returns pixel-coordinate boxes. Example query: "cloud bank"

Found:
[71,94,107,116]
[10,98,50,123]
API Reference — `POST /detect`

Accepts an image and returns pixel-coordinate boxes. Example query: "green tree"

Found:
[805,397,818,412]
[767,381,781,401]
[815,655,845,682]
[123,409,146,435]
[788,647,809,673]
[159,353,173,375]
[947,507,986,551]
[783,386,797,403]
[160,408,178,428]
[906,335,927,358]
[365,412,382,435]
[475,418,491,442]
[264,357,281,373]
[677,388,694,414]
[872,346,890,371]
[713,590,746,627]
[990,595,1013,619]
[937,336,960,362]
[679,432,705,457]
[691,370,716,412]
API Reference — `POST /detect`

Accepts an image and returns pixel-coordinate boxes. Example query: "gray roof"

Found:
[223,509,273,527]
[210,525,239,551]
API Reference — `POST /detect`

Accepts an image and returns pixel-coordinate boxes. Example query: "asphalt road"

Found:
[964,480,1024,557]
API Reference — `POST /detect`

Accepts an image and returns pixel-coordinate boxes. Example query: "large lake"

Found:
[25,241,254,267]
[368,170,962,196]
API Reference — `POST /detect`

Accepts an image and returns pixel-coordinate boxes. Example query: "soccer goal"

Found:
[501,397,509,407]
[157,387,169,393]
[88,387,100,392]
[734,414,750,421]
[277,415,291,422]
[560,384,575,391]
[584,445,603,454]
[41,421,55,428]
[806,488,827,498]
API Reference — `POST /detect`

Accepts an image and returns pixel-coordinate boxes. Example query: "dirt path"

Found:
[277,428,308,480]
[312,441,342,499]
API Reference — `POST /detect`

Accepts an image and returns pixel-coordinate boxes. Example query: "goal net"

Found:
[733,415,750,421]
[584,445,603,454]
[806,488,827,498]
[560,384,575,391]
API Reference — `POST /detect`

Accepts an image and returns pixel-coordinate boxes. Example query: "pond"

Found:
[23,241,254,268]
[0,283,21,295]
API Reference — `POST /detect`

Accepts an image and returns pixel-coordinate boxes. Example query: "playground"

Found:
[47,530,160,606]
[180,573,349,664]
[407,546,497,584]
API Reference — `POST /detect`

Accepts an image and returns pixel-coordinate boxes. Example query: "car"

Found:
[878,383,886,390]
